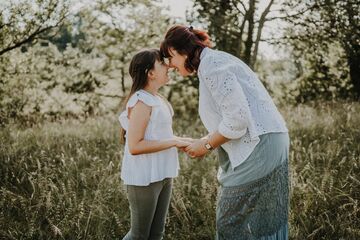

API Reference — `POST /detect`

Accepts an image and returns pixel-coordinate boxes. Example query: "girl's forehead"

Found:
[154,59,165,66]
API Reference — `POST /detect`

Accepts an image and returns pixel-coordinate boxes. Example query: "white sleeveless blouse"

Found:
[118,90,179,186]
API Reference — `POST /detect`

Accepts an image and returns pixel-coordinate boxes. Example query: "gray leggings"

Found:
[123,178,172,240]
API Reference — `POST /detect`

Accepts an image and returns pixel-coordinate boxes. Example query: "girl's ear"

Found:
[147,69,155,80]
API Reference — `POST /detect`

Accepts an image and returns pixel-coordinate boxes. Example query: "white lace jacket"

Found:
[198,47,288,169]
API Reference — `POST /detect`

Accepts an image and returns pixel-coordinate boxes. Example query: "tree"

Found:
[191,0,277,68]
[283,0,360,99]
[0,0,174,122]
[0,0,68,56]
[82,0,172,95]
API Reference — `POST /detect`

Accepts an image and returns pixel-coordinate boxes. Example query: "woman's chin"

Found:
[180,71,191,77]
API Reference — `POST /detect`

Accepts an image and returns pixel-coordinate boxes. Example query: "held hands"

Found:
[172,135,211,158]
[172,136,195,149]
[184,139,209,158]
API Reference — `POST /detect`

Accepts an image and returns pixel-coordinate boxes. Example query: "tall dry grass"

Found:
[0,101,359,239]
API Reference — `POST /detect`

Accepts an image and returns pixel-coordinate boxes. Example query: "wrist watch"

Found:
[204,141,214,151]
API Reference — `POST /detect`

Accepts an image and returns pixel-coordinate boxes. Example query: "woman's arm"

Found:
[207,131,229,148]
[185,69,250,157]
[184,131,230,158]
[202,66,251,140]
[127,101,189,155]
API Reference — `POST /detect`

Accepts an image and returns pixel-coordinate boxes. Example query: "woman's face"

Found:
[167,48,192,77]
[150,59,170,86]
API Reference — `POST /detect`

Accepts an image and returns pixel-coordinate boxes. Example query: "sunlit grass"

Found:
[1,101,359,239]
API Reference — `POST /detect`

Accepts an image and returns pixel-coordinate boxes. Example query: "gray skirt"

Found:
[216,132,290,240]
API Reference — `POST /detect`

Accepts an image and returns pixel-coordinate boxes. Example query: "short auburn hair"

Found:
[160,25,212,73]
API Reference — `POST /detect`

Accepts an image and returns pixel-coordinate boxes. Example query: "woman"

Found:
[160,25,290,239]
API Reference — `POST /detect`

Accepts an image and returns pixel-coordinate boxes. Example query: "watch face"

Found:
[205,143,212,150]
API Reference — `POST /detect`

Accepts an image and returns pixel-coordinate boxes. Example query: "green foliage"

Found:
[1,102,359,239]
[0,0,68,55]
[0,0,173,124]
[161,73,200,121]
[281,42,353,103]
[283,0,360,100]
[45,22,85,51]
[0,42,106,125]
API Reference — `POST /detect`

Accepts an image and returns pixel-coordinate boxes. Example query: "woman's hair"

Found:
[160,25,212,73]
[119,48,163,144]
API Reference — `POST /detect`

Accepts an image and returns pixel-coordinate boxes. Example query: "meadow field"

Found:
[1,101,359,239]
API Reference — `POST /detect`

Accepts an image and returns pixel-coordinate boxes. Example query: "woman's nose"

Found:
[165,59,174,68]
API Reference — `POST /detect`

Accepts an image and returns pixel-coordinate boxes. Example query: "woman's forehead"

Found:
[168,47,176,57]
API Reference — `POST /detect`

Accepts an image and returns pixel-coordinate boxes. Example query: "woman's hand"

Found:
[184,139,209,158]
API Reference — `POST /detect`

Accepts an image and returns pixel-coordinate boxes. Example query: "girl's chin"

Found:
[163,78,170,85]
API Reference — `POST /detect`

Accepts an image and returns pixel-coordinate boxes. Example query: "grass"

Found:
[0,101,359,239]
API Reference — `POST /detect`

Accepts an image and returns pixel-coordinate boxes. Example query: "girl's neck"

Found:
[143,85,159,96]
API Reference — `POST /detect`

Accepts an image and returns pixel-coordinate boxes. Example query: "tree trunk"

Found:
[244,0,255,67]
[344,0,360,99]
[236,14,248,58]
[348,52,360,99]
[167,88,173,101]
[252,0,274,67]
[121,66,125,94]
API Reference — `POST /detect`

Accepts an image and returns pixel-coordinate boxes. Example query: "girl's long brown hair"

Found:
[119,49,164,144]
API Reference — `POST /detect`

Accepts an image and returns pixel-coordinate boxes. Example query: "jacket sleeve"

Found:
[202,69,251,139]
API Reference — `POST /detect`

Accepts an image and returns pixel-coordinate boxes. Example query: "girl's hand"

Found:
[173,136,196,144]
[174,139,191,148]
[181,137,196,143]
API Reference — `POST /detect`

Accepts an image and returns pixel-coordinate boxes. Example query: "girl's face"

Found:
[167,48,192,77]
[149,59,170,86]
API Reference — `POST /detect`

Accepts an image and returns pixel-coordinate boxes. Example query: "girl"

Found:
[118,49,191,240]
[160,26,289,239]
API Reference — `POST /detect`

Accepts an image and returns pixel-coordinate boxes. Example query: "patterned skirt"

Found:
[216,133,290,240]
